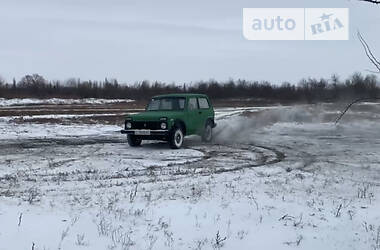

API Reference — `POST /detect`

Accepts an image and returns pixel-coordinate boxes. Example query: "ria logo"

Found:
[311,13,344,35]
[305,8,349,40]
[243,8,349,41]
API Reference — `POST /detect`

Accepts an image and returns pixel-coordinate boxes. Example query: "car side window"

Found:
[188,98,198,110]
[198,98,210,109]
[178,98,185,109]
[160,99,173,110]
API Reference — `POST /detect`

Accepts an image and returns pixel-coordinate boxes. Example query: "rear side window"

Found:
[188,98,198,110]
[198,98,210,109]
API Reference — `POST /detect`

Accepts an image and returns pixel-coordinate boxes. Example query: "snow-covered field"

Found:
[1,103,380,250]
[0,98,134,107]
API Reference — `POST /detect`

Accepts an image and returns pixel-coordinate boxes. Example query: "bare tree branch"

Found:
[335,97,380,124]
[358,32,380,66]
[357,31,380,73]
[359,0,380,4]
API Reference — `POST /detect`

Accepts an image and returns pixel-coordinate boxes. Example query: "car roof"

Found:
[152,93,208,98]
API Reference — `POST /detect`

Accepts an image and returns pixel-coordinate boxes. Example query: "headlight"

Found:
[126,122,132,129]
[160,122,167,130]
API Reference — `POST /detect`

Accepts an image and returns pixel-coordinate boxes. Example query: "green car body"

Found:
[121,93,216,149]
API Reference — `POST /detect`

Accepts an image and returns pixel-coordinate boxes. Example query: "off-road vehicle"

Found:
[121,94,216,149]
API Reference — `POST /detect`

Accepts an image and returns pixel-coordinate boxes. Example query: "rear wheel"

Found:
[202,121,213,142]
[127,134,142,147]
[169,126,184,149]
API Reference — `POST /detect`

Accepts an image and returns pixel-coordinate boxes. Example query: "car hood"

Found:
[129,111,182,121]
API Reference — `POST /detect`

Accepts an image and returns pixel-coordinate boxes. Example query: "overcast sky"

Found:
[0,0,379,85]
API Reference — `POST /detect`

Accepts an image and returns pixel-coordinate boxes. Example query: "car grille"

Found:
[127,121,163,130]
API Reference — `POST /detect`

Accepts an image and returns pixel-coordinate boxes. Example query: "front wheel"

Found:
[127,134,142,147]
[169,127,184,149]
[201,121,213,142]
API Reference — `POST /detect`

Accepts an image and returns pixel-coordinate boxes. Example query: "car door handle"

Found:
[198,111,202,114]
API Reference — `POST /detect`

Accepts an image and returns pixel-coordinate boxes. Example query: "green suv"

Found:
[121,94,216,149]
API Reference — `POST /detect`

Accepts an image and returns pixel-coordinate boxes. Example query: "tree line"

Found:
[0,73,379,103]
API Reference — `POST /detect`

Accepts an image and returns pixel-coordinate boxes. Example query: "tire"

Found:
[201,121,213,142]
[169,126,184,149]
[127,134,142,147]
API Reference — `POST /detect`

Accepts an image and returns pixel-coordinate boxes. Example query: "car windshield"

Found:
[146,97,185,111]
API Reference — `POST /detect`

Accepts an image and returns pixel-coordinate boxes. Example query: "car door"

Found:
[186,97,202,134]
[197,97,211,128]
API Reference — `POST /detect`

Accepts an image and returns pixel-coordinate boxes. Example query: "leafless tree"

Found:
[358,31,380,73]
[359,0,380,4]
[0,76,5,86]
[18,74,47,88]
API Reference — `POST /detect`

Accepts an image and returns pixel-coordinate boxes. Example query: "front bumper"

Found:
[121,129,169,136]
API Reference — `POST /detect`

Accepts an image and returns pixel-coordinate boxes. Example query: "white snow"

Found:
[0,98,134,107]
[0,122,120,140]
[0,113,132,123]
